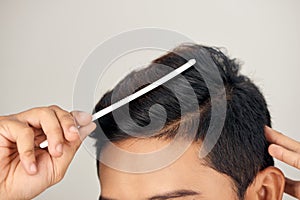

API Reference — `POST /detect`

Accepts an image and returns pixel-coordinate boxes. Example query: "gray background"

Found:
[0,0,299,199]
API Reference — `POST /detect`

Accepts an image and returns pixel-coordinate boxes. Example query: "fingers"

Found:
[0,119,37,175]
[0,105,95,187]
[265,127,300,198]
[17,107,65,157]
[49,106,80,143]
[50,120,96,184]
[9,106,94,172]
[69,111,94,144]
[265,126,300,152]
[268,144,300,169]
[17,128,37,175]
[284,178,300,198]
[265,126,300,169]
[65,120,96,152]
[71,111,92,127]
[17,106,87,157]
[38,108,65,157]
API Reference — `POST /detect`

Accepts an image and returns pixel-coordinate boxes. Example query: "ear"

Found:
[244,167,285,200]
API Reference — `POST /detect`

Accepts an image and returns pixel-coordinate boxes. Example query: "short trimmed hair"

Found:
[92,44,273,199]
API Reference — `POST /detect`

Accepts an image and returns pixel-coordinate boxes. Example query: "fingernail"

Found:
[30,163,37,173]
[56,144,63,153]
[69,126,79,134]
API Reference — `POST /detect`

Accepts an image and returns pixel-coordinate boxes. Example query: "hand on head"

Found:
[0,106,96,200]
[265,126,300,199]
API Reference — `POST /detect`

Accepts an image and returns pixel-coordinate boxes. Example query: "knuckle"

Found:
[3,114,15,120]
[35,107,52,118]
[60,113,74,123]
[31,107,46,114]
[0,119,15,132]
[21,149,35,159]
[49,105,60,110]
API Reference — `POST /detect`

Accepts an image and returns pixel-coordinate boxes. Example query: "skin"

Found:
[99,139,238,200]
[0,106,298,199]
[100,127,300,199]
[0,106,96,200]
[265,126,300,198]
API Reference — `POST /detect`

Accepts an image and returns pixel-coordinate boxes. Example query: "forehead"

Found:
[99,139,236,199]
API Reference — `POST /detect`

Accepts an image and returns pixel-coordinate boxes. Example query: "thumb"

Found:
[71,111,96,141]
[71,111,92,127]
[49,112,96,184]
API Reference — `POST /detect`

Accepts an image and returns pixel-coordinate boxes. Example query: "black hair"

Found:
[91,44,273,199]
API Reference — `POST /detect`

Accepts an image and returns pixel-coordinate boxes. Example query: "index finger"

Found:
[265,126,300,153]
[16,107,66,157]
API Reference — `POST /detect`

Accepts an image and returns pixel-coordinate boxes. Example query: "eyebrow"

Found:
[148,190,200,200]
[99,189,200,200]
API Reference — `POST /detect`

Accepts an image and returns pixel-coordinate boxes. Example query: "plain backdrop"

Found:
[1,0,300,199]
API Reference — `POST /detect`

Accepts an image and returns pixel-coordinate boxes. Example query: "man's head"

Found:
[92,44,285,199]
